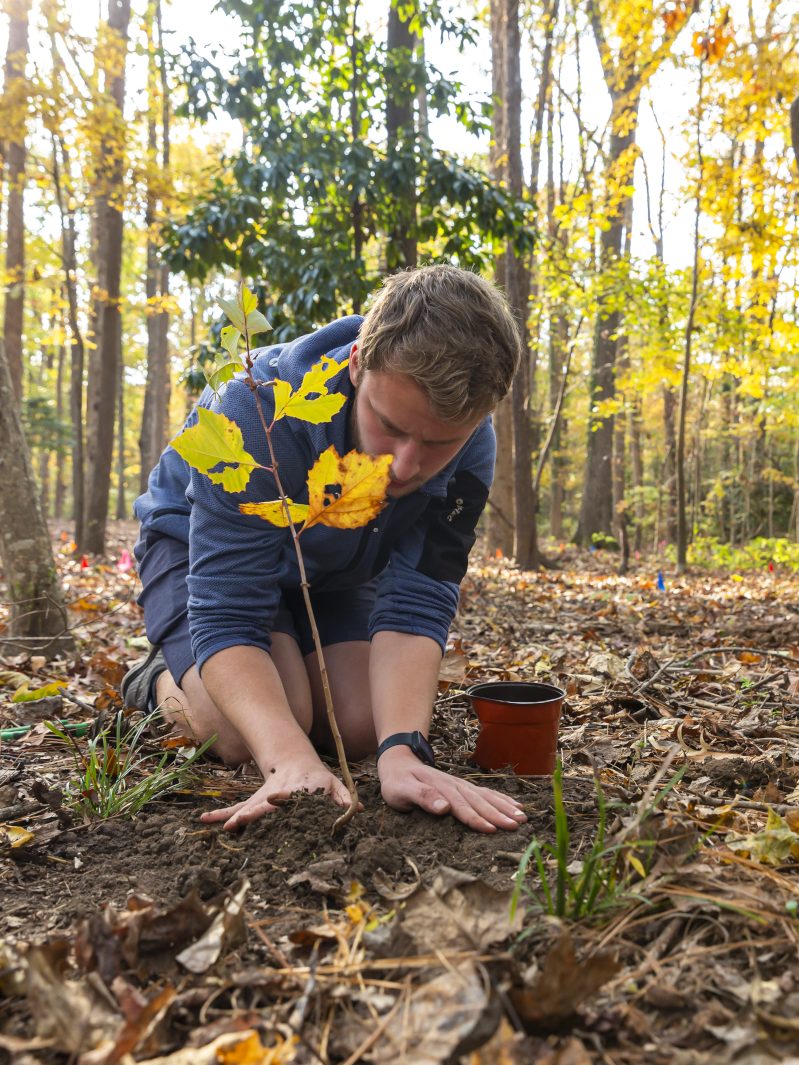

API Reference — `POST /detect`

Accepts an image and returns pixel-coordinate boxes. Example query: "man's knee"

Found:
[211,730,252,767]
[340,704,377,762]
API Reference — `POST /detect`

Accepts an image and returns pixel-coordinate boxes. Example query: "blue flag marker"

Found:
[657,570,666,591]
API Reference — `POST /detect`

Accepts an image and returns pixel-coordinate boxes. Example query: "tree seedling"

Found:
[171,283,392,830]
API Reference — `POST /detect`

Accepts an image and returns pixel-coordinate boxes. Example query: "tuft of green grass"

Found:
[45,711,215,819]
[510,762,684,928]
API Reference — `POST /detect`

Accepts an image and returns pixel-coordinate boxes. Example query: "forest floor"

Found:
[2,521,799,1064]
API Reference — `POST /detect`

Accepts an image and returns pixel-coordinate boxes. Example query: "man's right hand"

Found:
[200,756,352,831]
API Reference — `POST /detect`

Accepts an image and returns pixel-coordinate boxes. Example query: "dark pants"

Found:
[136,532,377,687]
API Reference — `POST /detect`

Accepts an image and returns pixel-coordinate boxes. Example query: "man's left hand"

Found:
[377,746,527,833]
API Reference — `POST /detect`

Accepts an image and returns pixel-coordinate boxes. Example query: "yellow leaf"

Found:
[726,808,799,866]
[272,355,349,424]
[171,408,263,494]
[216,1030,298,1064]
[240,285,257,316]
[0,670,29,690]
[346,903,366,924]
[239,499,310,527]
[627,853,647,878]
[303,447,391,531]
[12,681,67,703]
[0,824,34,849]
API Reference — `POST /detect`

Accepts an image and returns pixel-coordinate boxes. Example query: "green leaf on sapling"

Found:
[219,298,246,331]
[245,309,271,337]
[205,362,239,395]
[221,325,241,358]
[171,407,264,493]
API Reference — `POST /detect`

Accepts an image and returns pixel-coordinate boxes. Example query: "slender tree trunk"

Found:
[2,0,32,402]
[503,0,535,567]
[38,339,54,515]
[630,398,644,551]
[115,349,127,519]
[0,338,73,657]
[689,376,709,540]
[83,0,131,555]
[662,385,678,542]
[54,333,66,519]
[577,0,687,544]
[385,0,418,270]
[548,312,567,539]
[486,0,514,556]
[349,0,364,311]
[139,0,172,491]
[576,106,639,544]
[677,62,705,573]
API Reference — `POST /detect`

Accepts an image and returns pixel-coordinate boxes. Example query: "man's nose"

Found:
[391,440,421,482]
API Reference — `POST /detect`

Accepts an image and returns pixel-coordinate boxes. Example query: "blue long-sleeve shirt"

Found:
[134,317,495,672]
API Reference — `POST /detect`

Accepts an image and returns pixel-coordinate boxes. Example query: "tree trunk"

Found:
[676,59,705,573]
[630,398,644,551]
[576,109,638,544]
[503,0,535,567]
[548,311,567,539]
[139,0,171,492]
[662,385,678,542]
[2,0,32,402]
[0,338,73,658]
[83,0,132,555]
[385,0,418,270]
[576,0,688,545]
[116,348,127,519]
[349,0,364,311]
[486,0,514,557]
[54,333,66,519]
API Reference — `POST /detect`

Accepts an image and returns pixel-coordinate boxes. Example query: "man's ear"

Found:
[349,343,360,386]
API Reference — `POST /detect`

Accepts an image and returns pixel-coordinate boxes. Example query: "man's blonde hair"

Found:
[357,265,522,422]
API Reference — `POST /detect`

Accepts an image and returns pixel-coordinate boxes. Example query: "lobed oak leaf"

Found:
[272,354,349,424]
[171,408,264,494]
[303,447,391,531]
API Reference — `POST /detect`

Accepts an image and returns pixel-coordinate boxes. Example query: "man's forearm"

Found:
[201,644,319,773]
[369,631,442,743]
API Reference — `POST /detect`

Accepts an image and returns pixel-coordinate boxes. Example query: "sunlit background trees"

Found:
[1,0,797,576]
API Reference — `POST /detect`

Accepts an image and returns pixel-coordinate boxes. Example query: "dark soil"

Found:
[1,735,598,944]
[3,529,799,1063]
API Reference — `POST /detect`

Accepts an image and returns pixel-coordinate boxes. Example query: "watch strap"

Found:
[376,730,435,767]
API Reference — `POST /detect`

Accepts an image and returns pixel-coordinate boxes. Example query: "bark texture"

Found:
[139,1,171,493]
[485,0,514,557]
[0,339,72,657]
[2,0,32,401]
[83,0,132,554]
[385,0,418,270]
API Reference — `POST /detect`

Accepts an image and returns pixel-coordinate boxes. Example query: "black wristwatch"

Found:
[376,730,436,767]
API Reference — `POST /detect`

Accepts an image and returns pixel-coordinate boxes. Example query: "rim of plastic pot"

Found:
[465,681,565,705]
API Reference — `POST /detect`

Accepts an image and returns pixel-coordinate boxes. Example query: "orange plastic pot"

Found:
[466,681,565,775]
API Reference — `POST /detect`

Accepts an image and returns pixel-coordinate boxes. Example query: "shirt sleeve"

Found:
[369,418,495,652]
